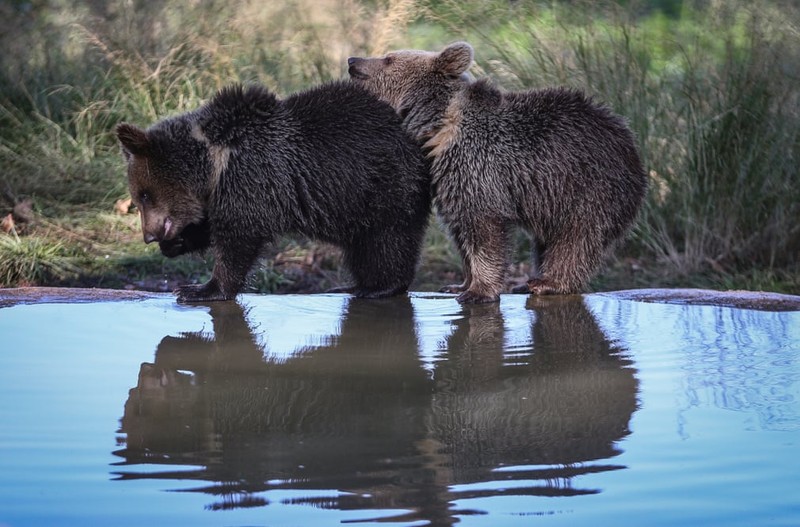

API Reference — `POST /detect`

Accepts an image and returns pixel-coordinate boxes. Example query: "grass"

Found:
[0,0,798,294]
[0,230,79,287]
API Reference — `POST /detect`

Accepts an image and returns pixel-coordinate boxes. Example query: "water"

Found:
[0,292,798,526]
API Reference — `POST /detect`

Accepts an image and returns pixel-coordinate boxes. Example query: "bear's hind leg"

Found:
[454,220,509,304]
[511,238,545,294]
[527,230,602,295]
[456,252,505,304]
[344,232,421,299]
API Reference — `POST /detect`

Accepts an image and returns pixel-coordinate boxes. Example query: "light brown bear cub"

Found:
[349,42,648,304]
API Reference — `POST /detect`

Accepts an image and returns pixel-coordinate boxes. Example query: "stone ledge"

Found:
[601,288,800,312]
[1,286,799,311]
[0,287,166,307]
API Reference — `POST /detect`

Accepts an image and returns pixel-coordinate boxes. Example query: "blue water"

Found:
[0,292,798,526]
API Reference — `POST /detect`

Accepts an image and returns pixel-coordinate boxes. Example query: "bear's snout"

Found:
[142,216,173,244]
[347,57,368,80]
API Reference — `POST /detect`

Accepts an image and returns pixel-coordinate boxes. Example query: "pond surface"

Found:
[0,292,799,526]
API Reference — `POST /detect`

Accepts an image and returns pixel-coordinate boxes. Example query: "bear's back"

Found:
[512,86,635,149]
[458,82,633,155]
[242,81,430,240]
[433,81,645,237]
[453,82,643,188]
[285,81,410,146]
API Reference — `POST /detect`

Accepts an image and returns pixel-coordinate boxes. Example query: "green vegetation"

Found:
[0,231,78,286]
[1,0,798,294]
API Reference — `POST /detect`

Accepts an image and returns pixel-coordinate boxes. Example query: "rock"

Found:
[602,288,800,312]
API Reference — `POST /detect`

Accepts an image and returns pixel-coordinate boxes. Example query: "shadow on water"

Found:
[112,295,638,523]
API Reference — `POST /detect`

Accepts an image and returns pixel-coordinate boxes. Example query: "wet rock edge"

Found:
[598,288,800,312]
[0,287,167,307]
[1,286,799,311]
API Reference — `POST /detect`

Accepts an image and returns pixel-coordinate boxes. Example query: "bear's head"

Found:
[116,119,208,246]
[348,41,474,113]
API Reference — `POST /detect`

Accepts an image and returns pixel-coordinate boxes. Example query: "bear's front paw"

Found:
[326,285,356,294]
[353,284,408,299]
[526,278,562,296]
[456,290,499,304]
[440,283,467,294]
[175,281,231,303]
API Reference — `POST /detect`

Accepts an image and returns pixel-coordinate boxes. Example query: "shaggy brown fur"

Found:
[117,81,430,303]
[349,42,647,303]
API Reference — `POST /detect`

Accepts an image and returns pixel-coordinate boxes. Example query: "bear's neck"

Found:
[401,84,463,144]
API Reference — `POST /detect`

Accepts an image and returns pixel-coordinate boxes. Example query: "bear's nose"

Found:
[347,57,359,66]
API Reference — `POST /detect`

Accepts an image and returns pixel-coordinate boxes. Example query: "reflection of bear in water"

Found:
[116,296,638,521]
[429,296,638,486]
[118,297,429,501]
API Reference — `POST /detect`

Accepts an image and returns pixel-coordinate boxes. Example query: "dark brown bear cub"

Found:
[349,42,648,303]
[117,81,430,303]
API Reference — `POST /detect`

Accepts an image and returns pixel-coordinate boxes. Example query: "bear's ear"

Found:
[434,42,474,76]
[116,123,149,159]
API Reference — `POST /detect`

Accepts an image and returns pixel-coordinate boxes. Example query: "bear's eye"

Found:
[384,56,395,66]
[140,191,152,205]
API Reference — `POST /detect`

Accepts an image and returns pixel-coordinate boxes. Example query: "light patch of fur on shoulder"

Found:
[191,123,230,192]
[423,99,462,159]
